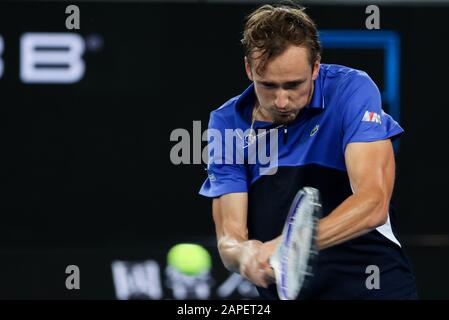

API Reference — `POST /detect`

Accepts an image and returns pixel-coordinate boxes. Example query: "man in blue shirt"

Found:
[199,3,417,299]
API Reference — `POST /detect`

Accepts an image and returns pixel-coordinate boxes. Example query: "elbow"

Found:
[366,194,389,229]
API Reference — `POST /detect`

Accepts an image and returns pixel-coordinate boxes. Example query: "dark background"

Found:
[0,1,447,299]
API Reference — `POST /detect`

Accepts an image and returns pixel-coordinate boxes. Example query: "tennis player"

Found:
[199,3,417,299]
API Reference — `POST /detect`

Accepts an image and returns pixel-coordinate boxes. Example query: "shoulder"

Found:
[321,63,377,92]
[211,95,238,117]
[320,64,381,116]
[208,94,242,130]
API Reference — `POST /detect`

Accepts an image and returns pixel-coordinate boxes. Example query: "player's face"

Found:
[245,45,320,124]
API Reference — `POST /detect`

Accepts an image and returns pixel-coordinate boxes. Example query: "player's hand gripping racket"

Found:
[269,187,322,300]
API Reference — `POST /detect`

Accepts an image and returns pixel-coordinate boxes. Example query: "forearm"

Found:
[213,193,251,273]
[316,191,388,250]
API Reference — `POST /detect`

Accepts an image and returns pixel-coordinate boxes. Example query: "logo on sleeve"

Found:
[362,111,382,124]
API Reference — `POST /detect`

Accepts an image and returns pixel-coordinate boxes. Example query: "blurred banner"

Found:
[0,2,448,299]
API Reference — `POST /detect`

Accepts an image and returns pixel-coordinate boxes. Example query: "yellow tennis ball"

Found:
[167,243,211,276]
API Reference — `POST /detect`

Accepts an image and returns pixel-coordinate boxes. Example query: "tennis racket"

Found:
[269,186,322,300]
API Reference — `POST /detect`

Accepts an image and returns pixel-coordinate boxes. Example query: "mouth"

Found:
[275,110,292,116]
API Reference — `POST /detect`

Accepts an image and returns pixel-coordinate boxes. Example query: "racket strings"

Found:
[271,187,322,300]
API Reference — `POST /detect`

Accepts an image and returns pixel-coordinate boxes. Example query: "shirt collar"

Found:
[307,67,325,110]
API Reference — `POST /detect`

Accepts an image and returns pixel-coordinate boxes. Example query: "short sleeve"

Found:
[198,111,248,198]
[340,72,404,154]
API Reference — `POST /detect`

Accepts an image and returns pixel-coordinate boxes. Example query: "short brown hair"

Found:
[241,2,322,75]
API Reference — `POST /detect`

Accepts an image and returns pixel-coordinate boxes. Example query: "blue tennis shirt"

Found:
[199,64,417,299]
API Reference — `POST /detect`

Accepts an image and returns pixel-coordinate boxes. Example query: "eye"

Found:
[284,82,302,90]
[262,83,276,89]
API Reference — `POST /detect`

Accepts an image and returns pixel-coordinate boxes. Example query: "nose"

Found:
[274,90,289,110]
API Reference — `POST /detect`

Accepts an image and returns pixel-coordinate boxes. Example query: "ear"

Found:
[244,57,254,81]
[312,56,321,81]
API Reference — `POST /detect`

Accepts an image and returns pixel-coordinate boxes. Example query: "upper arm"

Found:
[202,111,249,243]
[339,71,401,224]
[213,192,249,244]
[344,139,395,223]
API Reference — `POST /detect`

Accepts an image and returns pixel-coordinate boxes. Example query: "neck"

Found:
[253,101,272,122]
